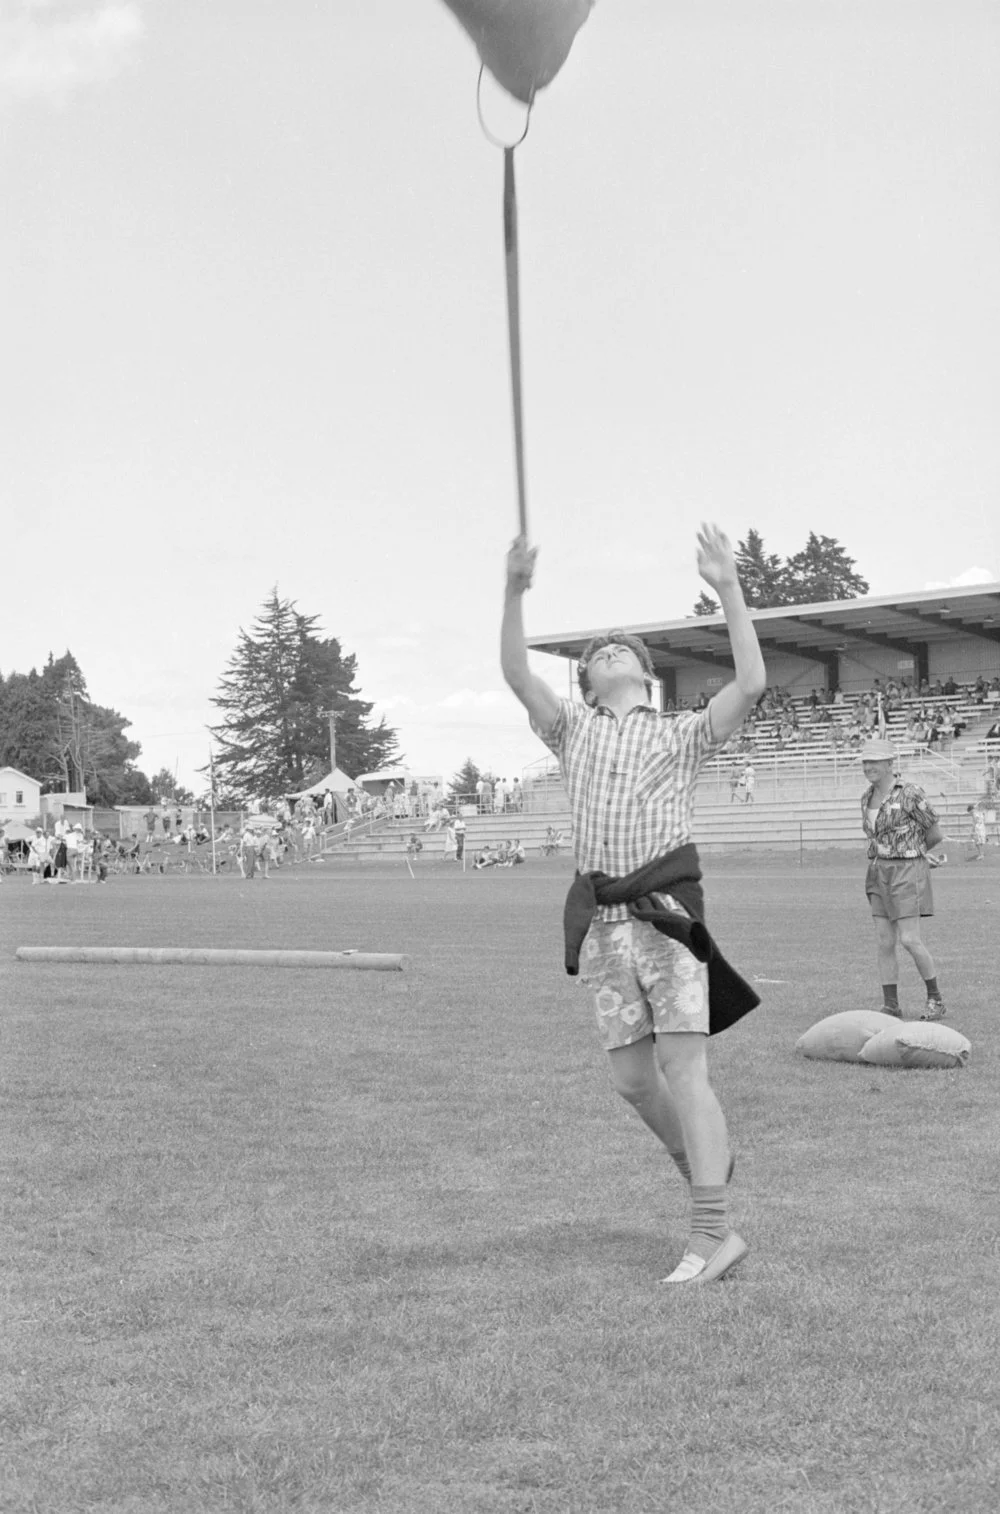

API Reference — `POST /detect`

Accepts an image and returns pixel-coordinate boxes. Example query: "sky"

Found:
[2,0,999,796]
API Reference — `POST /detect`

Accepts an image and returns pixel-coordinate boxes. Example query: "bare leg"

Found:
[896,918,936,981]
[607,1036,685,1153]
[657,1034,730,1187]
[874,916,898,986]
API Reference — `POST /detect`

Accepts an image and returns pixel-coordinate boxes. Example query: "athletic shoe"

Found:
[920,998,946,1021]
[660,1231,748,1285]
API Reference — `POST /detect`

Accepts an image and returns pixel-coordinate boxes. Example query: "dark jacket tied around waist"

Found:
[563,842,760,1036]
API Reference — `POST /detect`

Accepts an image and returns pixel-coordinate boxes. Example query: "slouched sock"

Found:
[689,1185,728,1262]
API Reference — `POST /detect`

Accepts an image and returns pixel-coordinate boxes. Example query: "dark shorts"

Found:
[865,857,933,920]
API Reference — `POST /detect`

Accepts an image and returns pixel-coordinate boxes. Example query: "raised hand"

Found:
[696,522,739,594]
[506,535,538,595]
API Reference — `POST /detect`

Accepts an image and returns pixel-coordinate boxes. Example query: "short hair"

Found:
[577,630,655,706]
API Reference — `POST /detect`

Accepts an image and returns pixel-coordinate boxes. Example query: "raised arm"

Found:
[697,523,767,744]
[501,536,561,732]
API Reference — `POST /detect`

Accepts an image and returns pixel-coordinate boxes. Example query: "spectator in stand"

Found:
[510,776,523,812]
[494,776,506,814]
[943,674,958,696]
[476,777,490,813]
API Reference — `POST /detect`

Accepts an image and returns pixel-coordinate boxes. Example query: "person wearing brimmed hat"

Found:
[861,738,947,1020]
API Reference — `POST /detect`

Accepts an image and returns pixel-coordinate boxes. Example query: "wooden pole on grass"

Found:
[16,947,404,971]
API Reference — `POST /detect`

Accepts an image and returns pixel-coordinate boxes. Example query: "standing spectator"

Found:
[443,820,458,860]
[510,776,523,812]
[494,776,506,814]
[52,827,69,881]
[742,762,756,804]
[144,808,156,842]
[966,803,987,861]
[453,814,467,864]
[240,825,259,879]
[476,776,489,813]
[29,828,50,883]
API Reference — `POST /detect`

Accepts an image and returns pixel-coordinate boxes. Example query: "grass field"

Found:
[2,852,999,1513]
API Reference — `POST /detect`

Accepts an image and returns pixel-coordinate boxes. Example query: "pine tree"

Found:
[448,757,482,804]
[691,529,868,613]
[734,529,787,607]
[782,532,869,604]
[209,589,400,802]
[692,591,720,617]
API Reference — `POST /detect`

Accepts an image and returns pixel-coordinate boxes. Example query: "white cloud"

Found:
[923,567,997,591]
[0,1,144,102]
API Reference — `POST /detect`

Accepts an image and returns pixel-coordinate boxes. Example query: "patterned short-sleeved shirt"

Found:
[861,782,938,860]
[533,698,721,921]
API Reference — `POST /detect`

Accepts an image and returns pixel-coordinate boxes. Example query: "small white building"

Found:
[0,766,42,825]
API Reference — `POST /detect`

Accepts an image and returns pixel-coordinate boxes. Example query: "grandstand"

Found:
[328,584,1000,860]
[519,579,1000,853]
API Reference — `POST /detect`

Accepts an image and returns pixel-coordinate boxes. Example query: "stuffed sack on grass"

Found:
[796,1010,971,1069]
[795,1009,905,1064]
[858,1022,972,1070]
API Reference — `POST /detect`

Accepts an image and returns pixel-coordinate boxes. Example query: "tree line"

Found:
[693,529,869,615]
[1,591,399,808]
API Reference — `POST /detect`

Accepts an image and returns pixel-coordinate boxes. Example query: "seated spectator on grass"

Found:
[510,838,526,864]
[474,844,497,869]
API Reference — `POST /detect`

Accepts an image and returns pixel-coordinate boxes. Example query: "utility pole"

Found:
[320,709,340,775]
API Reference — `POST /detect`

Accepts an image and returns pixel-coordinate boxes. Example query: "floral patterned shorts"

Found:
[578,901,710,1050]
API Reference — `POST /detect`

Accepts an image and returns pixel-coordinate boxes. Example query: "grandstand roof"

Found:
[527,581,1000,676]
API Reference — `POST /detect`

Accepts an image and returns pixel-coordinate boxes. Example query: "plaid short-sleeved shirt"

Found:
[861,781,938,860]
[533,699,721,921]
